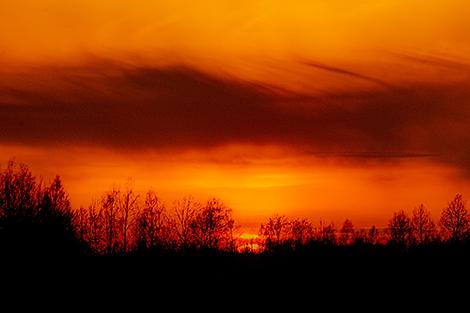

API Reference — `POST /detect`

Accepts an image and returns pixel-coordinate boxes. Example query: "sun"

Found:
[238,233,260,253]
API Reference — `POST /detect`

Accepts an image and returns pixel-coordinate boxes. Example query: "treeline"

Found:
[0,160,237,255]
[257,195,469,252]
[1,160,470,257]
[76,187,238,254]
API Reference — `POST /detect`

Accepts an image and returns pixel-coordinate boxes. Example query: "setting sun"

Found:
[2,2,470,311]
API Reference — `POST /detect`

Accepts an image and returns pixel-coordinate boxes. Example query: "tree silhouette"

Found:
[367,225,379,245]
[192,197,234,250]
[226,218,240,252]
[339,219,354,245]
[0,160,80,255]
[317,219,336,245]
[439,194,470,243]
[0,161,36,237]
[76,206,87,245]
[119,179,139,252]
[36,176,78,253]
[78,192,238,253]
[135,189,168,250]
[169,195,201,249]
[388,210,412,251]
[102,186,121,254]
[289,218,314,249]
[85,199,104,254]
[76,183,142,254]
[259,214,290,251]
[411,204,436,246]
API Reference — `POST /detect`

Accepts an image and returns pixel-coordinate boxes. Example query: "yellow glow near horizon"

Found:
[1,144,468,231]
[240,233,259,240]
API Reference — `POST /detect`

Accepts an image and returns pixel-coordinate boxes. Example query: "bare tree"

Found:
[226,218,240,252]
[367,225,379,245]
[76,199,105,254]
[77,181,141,254]
[317,219,336,245]
[0,160,37,231]
[170,195,201,249]
[411,204,436,246]
[259,214,290,251]
[193,197,234,250]
[76,206,88,245]
[102,186,121,254]
[88,200,104,254]
[289,218,314,249]
[339,219,355,245]
[388,210,412,251]
[440,194,470,243]
[135,189,167,250]
[36,176,78,251]
[119,179,139,253]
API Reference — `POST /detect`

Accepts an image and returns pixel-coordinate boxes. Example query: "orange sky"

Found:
[1,0,470,234]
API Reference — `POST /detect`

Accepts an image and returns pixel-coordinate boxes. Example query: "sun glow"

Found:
[2,143,468,234]
[1,0,470,234]
[240,233,259,240]
[238,233,260,253]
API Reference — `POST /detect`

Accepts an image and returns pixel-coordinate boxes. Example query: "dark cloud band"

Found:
[1,57,470,174]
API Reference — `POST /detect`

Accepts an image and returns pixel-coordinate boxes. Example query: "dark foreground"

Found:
[3,244,470,313]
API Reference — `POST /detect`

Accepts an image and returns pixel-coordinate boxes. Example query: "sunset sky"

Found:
[1,0,470,234]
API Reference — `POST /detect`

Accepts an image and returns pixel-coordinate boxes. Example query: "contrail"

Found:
[301,60,390,88]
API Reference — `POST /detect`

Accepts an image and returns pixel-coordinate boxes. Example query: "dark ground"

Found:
[3,244,469,313]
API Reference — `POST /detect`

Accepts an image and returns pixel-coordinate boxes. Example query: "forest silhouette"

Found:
[1,160,470,312]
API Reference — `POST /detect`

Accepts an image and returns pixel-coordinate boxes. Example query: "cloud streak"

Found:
[300,60,390,88]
